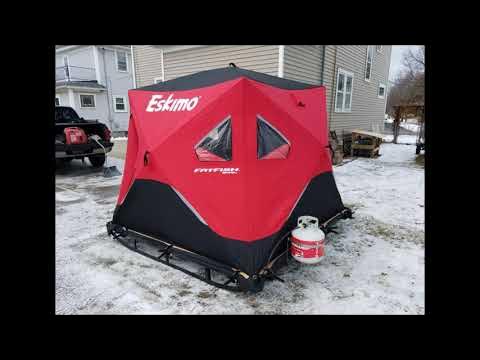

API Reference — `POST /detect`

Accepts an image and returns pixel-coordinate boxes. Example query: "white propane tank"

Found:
[290,216,326,264]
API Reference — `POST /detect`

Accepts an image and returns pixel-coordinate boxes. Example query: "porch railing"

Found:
[56,65,97,82]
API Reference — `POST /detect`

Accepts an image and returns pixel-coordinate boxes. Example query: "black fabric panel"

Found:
[257,116,288,159]
[112,171,345,275]
[134,67,320,92]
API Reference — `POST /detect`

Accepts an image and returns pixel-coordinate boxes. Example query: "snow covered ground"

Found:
[55,143,424,314]
[382,134,418,144]
[400,122,419,133]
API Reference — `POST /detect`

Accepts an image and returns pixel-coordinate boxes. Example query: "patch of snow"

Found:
[112,137,128,141]
[56,144,424,314]
[383,135,417,144]
[400,123,419,133]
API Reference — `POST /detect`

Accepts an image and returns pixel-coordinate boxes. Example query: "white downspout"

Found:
[92,46,103,85]
[278,45,285,78]
[101,47,114,130]
[161,48,165,81]
[130,45,137,88]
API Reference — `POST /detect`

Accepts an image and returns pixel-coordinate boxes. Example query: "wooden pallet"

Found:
[350,129,383,158]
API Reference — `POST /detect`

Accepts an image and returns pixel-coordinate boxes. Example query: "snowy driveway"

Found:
[55,143,424,314]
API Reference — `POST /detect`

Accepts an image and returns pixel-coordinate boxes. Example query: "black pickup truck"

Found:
[55,106,114,167]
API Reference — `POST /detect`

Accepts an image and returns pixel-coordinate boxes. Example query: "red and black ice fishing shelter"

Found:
[109,66,350,287]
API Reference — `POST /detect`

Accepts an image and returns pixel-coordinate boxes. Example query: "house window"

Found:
[154,77,163,84]
[55,97,60,106]
[195,116,232,161]
[257,115,290,159]
[113,96,127,112]
[365,46,374,81]
[376,45,383,53]
[378,83,386,99]
[116,50,128,72]
[335,68,354,112]
[79,94,95,108]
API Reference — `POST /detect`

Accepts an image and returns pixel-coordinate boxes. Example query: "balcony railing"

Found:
[56,65,97,82]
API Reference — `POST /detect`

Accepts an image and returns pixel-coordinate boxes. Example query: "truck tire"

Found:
[416,145,421,155]
[89,154,106,167]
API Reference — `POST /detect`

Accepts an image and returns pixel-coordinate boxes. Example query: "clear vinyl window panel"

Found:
[195,116,232,161]
[257,115,290,160]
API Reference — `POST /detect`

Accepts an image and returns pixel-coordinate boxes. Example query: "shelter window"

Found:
[195,116,232,161]
[257,115,290,160]
[335,68,353,112]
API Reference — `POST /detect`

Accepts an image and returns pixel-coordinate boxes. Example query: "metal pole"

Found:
[101,47,114,131]
[320,45,326,85]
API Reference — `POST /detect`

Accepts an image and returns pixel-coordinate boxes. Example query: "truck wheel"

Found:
[89,154,106,167]
[416,145,421,155]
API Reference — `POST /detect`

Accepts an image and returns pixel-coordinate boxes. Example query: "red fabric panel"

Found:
[119,77,333,241]
[117,115,138,204]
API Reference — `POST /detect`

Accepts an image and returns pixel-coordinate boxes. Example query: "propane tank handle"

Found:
[297,216,319,228]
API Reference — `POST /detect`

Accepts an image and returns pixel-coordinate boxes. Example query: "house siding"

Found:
[56,46,134,134]
[323,45,338,122]
[56,46,96,82]
[97,47,134,132]
[283,45,323,85]
[72,91,110,124]
[55,91,70,107]
[163,45,279,80]
[132,45,164,88]
[324,45,392,136]
[131,45,392,139]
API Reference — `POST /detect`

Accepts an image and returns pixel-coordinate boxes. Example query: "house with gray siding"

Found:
[55,45,134,135]
[131,45,391,139]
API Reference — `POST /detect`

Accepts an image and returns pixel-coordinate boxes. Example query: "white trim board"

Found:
[278,45,285,78]
[153,45,207,54]
[161,48,165,81]
[56,86,105,93]
[92,46,103,85]
[131,45,137,88]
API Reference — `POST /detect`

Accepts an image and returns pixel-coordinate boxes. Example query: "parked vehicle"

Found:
[55,106,114,167]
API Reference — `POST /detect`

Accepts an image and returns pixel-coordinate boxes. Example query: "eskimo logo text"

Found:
[146,94,200,112]
[194,168,240,175]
